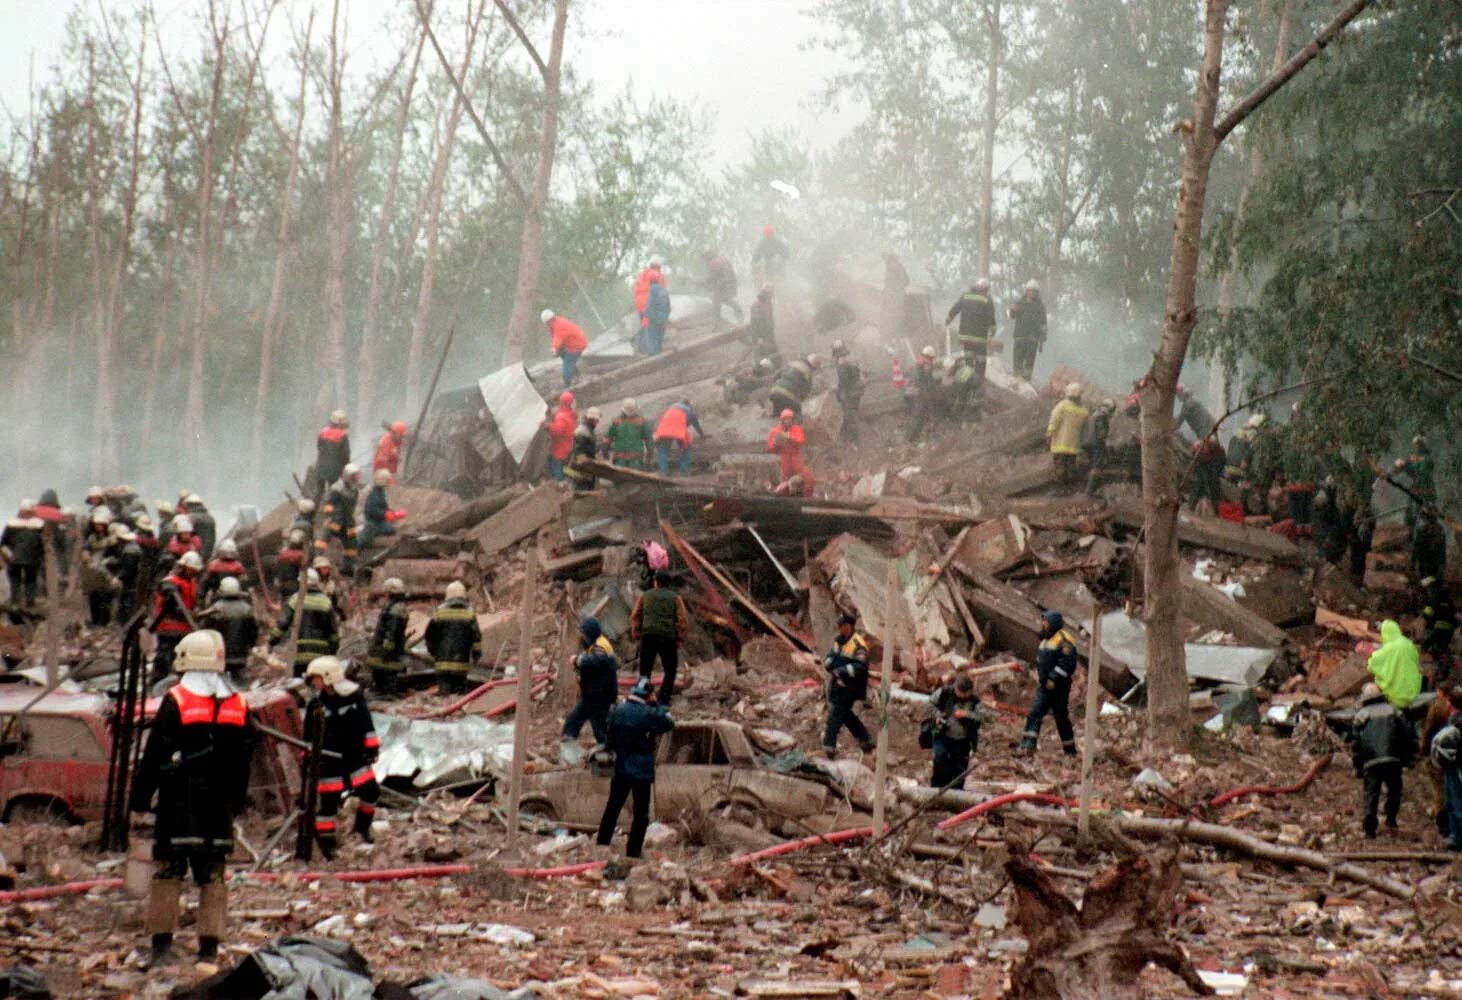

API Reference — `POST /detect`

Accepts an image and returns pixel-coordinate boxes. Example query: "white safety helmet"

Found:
[217,539,239,559]
[445,580,467,601]
[135,513,154,531]
[288,528,306,546]
[1024,279,1039,292]
[108,521,129,539]
[330,409,349,427]
[306,568,322,589]
[178,550,204,572]
[383,577,406,595]
[621,398,638,416]
[921,346,937,359]
[1064,382,1083,400]
[540,309,556,324]
[91,506,113,526]
[172,515,194,534]
[973,278,991,293]
[184,493,204,508]
[305,655,347,688]
[805,353,822,369]
[297,498,316,516]
[585,407,601,422]
[342,463,361,482]
[175,629,227,674]
[649,256,663,268]
[373,468,392,487]
[218,576,242,598]
[86,485,105,501]
[312,555,332,571]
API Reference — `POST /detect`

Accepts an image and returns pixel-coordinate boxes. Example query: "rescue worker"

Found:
[604,398,651,469]
[652,399,704,477]
[181,495,216,560]
[1315,477,1356,567]
[1009,280,1047,381]
[906,346,940,443]
[84,485,108,521]
[291,498,317,540]
[312,555,344,616]
[425,580,481,694]
[270,568,341,678]
[1406,435,1437,524]
[165,515,203,566]
[202,539,248,605]
[567,407,602,493]
[562,616,619,753]
[644,269,672,356]
[751,225,790,286]
[1018,610,1079,756]
[946,279,997,378]
[749,285,776,353]
[199,576,257,684]
[949,352,983,423]
[1190,435,1227,514]
[1175,384,1216,440]
[2,499,44,607]
[1368,619,1423,710]
[109,524,144,623]
[315,410,351,496]
[1350,681,1417,837]
[274,529,309,598]
[155,500,177,549]
[832,340,864,443]
[1420,577,1457,677]
[880,247,910,339]
[374,421,408,477]
[596,678,674,859]
[1431,690,1462,851]
[768,353,817,419]
[1412,509,1447,584]
[319,463,363,574]
[303,656,381,856]
[129,630,251,968]
[133,513,162,585]
[358,467,405,552]
[703,250,742,325]
[722,357,780,409]
[633,257,666,348]
[928,675,981,789]
[546,391,578,482]
[823,612,874,756]
[1046,383,1090,491]
[767,409,814,496]
[542,308,588,386]
[150,551,202,681]
[367,578,410,696]
[630,570,689,705]
[1082,399,1116,495]
[83,507,118,626]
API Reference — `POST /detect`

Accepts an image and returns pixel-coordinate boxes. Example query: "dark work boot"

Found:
[353,808,375,843]
[197,937,219,961]
[143,933,176,970]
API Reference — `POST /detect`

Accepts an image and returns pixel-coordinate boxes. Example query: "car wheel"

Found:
[4,797,74,826]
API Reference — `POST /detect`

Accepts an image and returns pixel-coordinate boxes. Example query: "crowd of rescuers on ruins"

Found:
[4,235,1457,967]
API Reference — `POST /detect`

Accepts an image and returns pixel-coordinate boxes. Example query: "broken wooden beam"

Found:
[540,547,604,580]
[1180,575,1287,648]
[1108,498,1300,563]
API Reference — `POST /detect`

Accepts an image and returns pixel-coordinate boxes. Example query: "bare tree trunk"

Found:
[321,0,352,416]
[500,0,569,365]
[976,0,1000,278]
[83,41,119,482]
[141,212,178,450]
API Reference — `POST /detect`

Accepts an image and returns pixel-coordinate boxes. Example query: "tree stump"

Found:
[1004,848,1213,999]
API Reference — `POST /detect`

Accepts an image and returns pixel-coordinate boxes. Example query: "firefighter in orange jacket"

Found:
[543,309,589,386]
[373,421,407,476]
[546,391,578,482]
[634,258,666,336]
[767,409,814,496]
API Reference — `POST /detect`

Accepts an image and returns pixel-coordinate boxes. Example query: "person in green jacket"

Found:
[603,398,651,470]
[1368,619,1422,709]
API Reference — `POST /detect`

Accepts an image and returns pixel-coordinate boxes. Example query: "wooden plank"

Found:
[1180,576,1287,648]
[540,547,604,579]
[566,324,753,406]
[1108,498,1299,563]
[466,482,562,555]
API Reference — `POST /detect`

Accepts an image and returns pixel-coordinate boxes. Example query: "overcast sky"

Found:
[0,0,852,159]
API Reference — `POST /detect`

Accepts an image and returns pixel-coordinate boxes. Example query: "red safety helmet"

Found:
[560,391,575,406]
[391,421,407,435]
[762,225,774,237]
[780,409,795,421]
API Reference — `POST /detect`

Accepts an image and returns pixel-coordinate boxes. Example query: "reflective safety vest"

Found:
[170,684,248,728]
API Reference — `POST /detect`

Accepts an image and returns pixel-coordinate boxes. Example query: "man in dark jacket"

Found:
[946,279,996,378]
[181,494,217,561]
[1431,688,1462,851]
[832,340,864,443]
[1420,577,1457,680]
[823,612,874,756]
[201,539,248,606]
[703,250,742,325]
[1018,610,1080,756]
[1350,682,1418,837]
[200,576,258,684]
[108,525,144,623]
[367,577,410,696]
[749,286,776,352]
[905,347,940,444]
[1082,399,1115,496]
[767,354,816,419]
[319,464,363,574]
[269,569,341,678]
[304,656,381,856]
[1,500,44,607]
[315,410,351,496]
[929,675,981,789]
[562,617,619,751]
[630,570,689,705]
[425,580,481,694]
[596,678,674,859]
[1412,510,1448,584]
[1009,280,1047,381]
[357,468,403,552]
[129,630,252,967]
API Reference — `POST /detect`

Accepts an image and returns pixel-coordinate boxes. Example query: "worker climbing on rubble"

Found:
[634,257,666,348]
[150,550,202,681]
[1420,577,1457,682]
[567,407,602,493]
[832,341,864,443]
[946,278,997,380]
[358,468,406,552]
[1081,399,1116,496]
[631,569,689,705]
[823,612,874,757]
[562,616,619,756]
[181,495,216,561]
[722,357,780,409]
[751,224,790,287]
[1018,610,1079,756]
[426,580,481,695]
[1431,687,1462,852]
[652,399,704,477]
[199,577,257,684]
[201,539,248,606]
[312,555,344,616]
[603,398,651,470]
[315,410,351,497]
[1349,681,1418,838]
[1008,280,1047,381]
[949,352,984,423]
[1224,413,1263,498]
[1046,383,1090,491]
[274,529,309,598]
[270,568,341,678]
[546,391,578,482]
[1367,619,1422,710]
[367,577,410,696]
[767,409,814,496]
[373,421,408,477]
[928,675,982,789]
[768,353,818,420]
[2,499,44,607]
[1405,435,1437,525]
[596,677,674,860]
[905,345,940,444]
[749,285,776,353]
[1412,508,1447,584]
[130,629,252,969]
[319,463,363,574]
[643,268,672,356]
[702,250,742,325]
[542,308,588,386]
[304,655,382,856]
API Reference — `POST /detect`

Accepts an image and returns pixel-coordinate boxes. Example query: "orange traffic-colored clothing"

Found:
[548,316,587,355]
[547,404,578,460]
[766,422,812,489]
[634,267,665,325]
[373,432,402,474]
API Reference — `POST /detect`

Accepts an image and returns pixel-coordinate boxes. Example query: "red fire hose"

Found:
[1206,754,1332,810]
[0,877,125,904]
[502,861,606,879]
[937,793,1078,831]
[415,674,551,719]
[482,678,552,719]
[725,826,875,867]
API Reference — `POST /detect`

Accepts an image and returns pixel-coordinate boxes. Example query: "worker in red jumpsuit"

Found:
[546,391,578,482]
[543,309,589,386]
[373,421,407,477]
[633,258,666,351]
[767,409,814,496]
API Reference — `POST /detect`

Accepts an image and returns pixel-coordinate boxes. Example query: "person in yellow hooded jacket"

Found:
[1046,383,1089,490]
[1368,619,1422,709]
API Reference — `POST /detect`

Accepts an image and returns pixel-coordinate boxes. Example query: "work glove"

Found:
[385,509,408,523]
[1044,678,1057,692]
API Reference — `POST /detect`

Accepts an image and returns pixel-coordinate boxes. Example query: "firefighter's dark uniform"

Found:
[367,595,410,695]
[929,684,981,788]
[271,588,341,677]
[306,685,381,853]
[425,597,482,694]
[1020,613,1079,755]
[563,631,619,745]
[946,288,996,377]
[835,355,864,443]
[319,480,361,572]
[768,360,813,418]
[201,594,258,682]
[823,630,874,754]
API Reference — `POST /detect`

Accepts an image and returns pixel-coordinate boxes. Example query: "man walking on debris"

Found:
[823,612,874,757]
[130,630,251,969]
[2,500,44,607]
[767,409,814,496]
[150,550,202,681]
[1350,681,1417,838]
[109,523,143,623]
[270,568,340,678]
[1047,383,1090,491]
[304,656,382,856]
[652,399,704,477]
[200,576,256,685]
[542,308,588,386]
[604,398,651,470]
[596,678,674,860]
[562,616,619,756]
[634,257,666,349]
[1008,280,1047,381]
[546,391,578,482]
[315,410,351,496]
[181,494,216,561]
[83,507,118,626]
[832,340,863,443]
[425,580,481,695]
[928,674,981,789]
[1190,435,1226,514]
[367,577,410,696]
[319,463,363,574]
[631,569,689,705]
[749,285,776,353]
[702,250,742,325]
[1412,508,1447,584]
[946,278,997,379]
[1018,610,1079,757]
[905,346,939,444]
